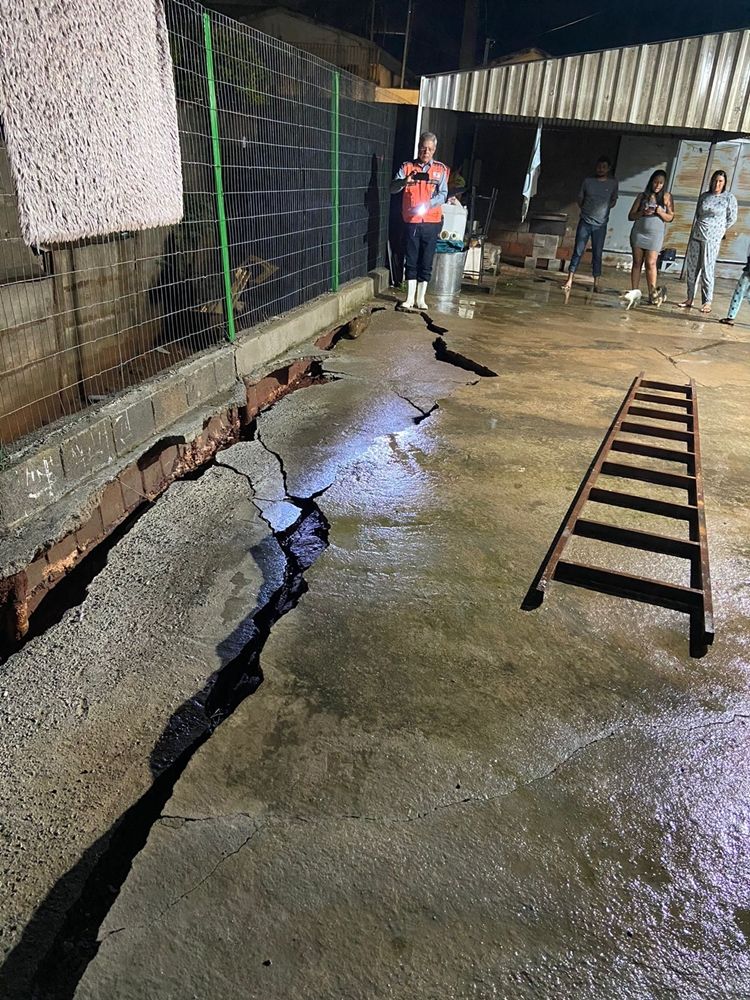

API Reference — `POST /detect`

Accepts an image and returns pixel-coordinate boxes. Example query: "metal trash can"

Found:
[427,251,467,297]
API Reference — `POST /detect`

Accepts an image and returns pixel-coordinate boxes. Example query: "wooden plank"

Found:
[374,87,420,105]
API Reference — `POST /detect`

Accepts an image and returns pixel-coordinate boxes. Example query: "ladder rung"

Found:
[588,487,698,522]
[619,420,694,443]
[640,379,691,395]
[573,518,699,559]
[554,560,704,612]
[601,460,695,492]
[610,439,694,466]
[634,392,692,410]
[627,405,693,425]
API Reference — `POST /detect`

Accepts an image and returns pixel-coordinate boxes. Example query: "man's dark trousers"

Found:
[404,222,441,282]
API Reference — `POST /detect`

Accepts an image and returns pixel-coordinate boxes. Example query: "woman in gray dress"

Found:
[679,169,739,314]
[628,170,674,303]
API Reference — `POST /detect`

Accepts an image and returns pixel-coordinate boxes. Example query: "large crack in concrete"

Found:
[2,314,502,999]
[411,310,499,377]
[16,453,331,999]
[432,335,499,378]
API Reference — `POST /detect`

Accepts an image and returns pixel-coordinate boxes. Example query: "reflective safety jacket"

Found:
[395,159,449,224]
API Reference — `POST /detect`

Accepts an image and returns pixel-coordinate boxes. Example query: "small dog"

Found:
[620,289,642,310]
[650,285,667,307]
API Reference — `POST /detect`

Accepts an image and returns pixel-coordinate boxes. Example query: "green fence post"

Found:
[202,11,236,343]
[331,71,340,292]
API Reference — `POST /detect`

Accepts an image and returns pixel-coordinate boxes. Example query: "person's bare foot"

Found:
[562,278,573,292]
[678,300,694,309]
[593,281,601,293]
[700,303,712,314]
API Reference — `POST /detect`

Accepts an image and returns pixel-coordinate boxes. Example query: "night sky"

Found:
[298,0,750,78]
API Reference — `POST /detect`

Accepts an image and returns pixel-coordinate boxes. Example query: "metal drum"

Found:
[427,251,467,297]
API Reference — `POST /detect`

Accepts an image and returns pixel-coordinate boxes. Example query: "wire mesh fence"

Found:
[0,0,395,447]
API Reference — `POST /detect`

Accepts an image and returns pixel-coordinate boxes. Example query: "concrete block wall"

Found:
[495,227,574,268]
[0,350,238,531]
[0,269,389,591]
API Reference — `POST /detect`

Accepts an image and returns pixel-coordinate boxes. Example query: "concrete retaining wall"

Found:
[0,270,389,580]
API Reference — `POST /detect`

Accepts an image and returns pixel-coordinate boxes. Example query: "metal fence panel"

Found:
[0,0,395,446]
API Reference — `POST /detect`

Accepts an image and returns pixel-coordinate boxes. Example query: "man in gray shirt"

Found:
[562,156,619,293]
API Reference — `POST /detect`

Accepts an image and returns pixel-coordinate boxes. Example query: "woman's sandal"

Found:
[700,303,712,314]
[678,300,693,309]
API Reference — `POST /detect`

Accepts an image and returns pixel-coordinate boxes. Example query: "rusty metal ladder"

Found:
[526,372,714,656]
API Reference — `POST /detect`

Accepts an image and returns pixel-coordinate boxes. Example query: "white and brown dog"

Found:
[620,289,642,310]
[620,286,667,310]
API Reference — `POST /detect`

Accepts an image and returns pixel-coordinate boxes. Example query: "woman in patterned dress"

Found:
[628,169,674,303]
[680,169,738,314]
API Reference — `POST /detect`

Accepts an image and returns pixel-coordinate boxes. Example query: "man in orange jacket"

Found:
[391,131,449,311]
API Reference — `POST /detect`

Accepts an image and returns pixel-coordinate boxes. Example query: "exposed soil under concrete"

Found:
[0,357,343,656]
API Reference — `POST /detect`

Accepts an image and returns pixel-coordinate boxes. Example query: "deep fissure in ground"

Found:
[8,479,329,1000]
[0,313,499,998]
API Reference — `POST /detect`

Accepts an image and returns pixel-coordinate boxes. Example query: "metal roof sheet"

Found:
[421,30,750,138]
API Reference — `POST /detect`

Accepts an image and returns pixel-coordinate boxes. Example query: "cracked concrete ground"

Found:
[0,468,286,984]
[4,269,750,998]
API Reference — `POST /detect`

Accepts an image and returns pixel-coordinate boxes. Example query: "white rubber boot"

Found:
[415,281,428,310]
[402,279,417,311]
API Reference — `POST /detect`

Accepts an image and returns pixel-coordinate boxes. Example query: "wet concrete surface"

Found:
[3,268,750,998]
[0,468,287,991]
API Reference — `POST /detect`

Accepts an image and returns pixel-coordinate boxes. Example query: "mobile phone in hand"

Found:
[413,171,429,181]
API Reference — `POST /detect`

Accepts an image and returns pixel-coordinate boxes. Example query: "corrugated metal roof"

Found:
[421,30,750,138]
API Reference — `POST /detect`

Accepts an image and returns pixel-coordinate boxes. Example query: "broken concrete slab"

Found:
[217,440,301,533]
[217,440,286,503]
[74,358,750,997]
[0,465,285,996]
[255,377,421,499]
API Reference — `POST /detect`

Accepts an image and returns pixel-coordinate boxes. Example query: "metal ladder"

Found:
[525,372,714,656]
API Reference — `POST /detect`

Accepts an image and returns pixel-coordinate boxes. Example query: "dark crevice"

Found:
[394,392,439,425]
[150,491,328,776]
[0,504,150,665]
[4,480,330,1000]
[432,337,498,378]
[0,363,338,1000]
[412,403,438,425]
[420,312,449,335]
